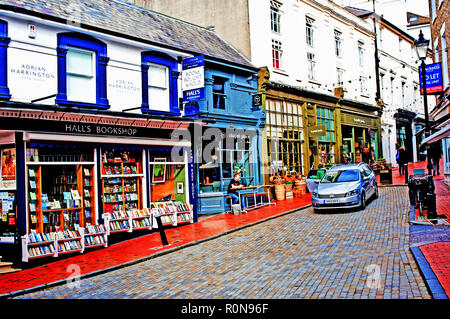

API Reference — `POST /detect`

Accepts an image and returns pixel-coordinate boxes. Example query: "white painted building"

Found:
[247,0,377,106]
[343,3,434,166]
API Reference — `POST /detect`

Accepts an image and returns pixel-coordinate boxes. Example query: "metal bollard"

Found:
[404,163,409,184]
[155,214,169,246]
[425,193,437,219]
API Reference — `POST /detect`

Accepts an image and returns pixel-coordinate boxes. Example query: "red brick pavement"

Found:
[0,195,311,296]
[420,242,450,298]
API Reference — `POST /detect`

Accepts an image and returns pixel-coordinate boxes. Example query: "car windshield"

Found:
[321,169,360,183]
[307,169,326,180]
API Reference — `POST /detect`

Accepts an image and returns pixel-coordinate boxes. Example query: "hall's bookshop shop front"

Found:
[1,122,194,263]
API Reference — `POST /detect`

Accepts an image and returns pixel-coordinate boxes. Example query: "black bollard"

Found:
[155,215,169,246]
[425,175,437,219]
[404,163,408,184]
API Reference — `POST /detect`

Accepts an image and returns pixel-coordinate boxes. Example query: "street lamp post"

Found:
[414,30,432,176]
[414,30,437,219]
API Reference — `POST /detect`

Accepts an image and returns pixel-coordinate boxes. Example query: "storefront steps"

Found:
[0,257,21,275]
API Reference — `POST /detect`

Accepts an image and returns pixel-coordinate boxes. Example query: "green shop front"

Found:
[341,112,380,164]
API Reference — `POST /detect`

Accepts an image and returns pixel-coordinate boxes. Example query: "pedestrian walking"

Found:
[398,146,407,175]
[430,142,442,176]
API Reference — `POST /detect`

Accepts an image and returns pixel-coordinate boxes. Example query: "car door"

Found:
[362,164,374,196]
[360,167,372,197]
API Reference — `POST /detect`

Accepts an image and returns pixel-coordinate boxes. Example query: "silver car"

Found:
[311,163,378,211]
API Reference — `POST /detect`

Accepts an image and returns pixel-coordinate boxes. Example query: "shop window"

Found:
[141,51,180,115]
[0,19,11,99]
[212,76,227,110]
[56,32,109,108]
[101,149,143,214]
[316,107,335,165]
[272,39,283,70]
[149,149,188,203]
[25,144,96,234]
[199,133,254,193]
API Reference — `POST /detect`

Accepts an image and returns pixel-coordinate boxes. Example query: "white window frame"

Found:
[335,30,342,57]
[307,52,316,80]
[336,67,344,86]
[148,63,170,112]
[272,39,283,70]
[270,1,282,34]
[358,41,365,66]
[66,46,96,103]
[359,76,367,94]
[306,17,315,47]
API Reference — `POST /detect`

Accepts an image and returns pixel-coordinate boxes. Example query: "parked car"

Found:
[305,168,327,193]
[311,163,378,211]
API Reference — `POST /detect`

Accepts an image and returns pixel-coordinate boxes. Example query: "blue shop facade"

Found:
[184,59,266,215]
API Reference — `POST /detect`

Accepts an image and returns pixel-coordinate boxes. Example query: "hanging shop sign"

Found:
[252,94,263,108]
[182,55,205,102]
[308,125,326,138]
[419,62,444,95]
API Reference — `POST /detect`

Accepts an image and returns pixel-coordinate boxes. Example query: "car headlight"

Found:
[312,192,318,198]
[345,189,359,197]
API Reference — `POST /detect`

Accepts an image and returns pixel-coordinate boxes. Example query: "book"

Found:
[30,214,37,223]
[53,200,61,209]
[71,189,81,200]
[84,168,90,176]
[42,194,49,202]
[29,192,37,201]
[29,180,36,189]
[28,169,35,177]
[29,203,36,212]
[63,192,72,200]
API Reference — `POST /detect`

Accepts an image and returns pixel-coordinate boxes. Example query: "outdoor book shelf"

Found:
[21,203,192,262]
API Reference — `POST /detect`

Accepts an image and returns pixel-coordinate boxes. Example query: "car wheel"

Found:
[360,192,366,210]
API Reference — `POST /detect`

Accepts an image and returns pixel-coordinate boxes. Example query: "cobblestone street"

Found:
[14,187,431,299]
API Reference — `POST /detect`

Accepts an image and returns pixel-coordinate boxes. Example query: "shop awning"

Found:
[420,123,450,145]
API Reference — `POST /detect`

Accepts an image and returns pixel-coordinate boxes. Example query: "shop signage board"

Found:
[341,113,377,128]
[182,55,205,102]
[419,62,444,95]
[308,125,326,138]
[0,117,187,141]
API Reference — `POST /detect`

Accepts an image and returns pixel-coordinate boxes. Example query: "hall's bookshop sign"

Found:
[419,62,444,95]
[182,55,205,102]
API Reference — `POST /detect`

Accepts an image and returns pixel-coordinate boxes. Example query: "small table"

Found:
[230,185,276,212]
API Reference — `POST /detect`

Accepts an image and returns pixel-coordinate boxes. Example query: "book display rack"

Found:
[150,201,193,227]
[80,225,108,249]
[81,166,96,227]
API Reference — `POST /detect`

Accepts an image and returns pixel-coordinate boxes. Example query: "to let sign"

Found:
[182,55,205,102]
[419,62,443,95]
